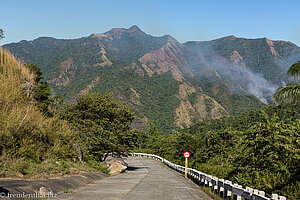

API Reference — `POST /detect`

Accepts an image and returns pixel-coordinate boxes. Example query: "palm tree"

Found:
[0,29,4,40]
[273,61,300,104]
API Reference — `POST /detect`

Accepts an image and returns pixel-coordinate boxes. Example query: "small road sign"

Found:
[183,151,190,158]
[183,151,190,178]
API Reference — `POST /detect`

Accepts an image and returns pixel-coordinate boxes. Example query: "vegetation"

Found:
[274,61,300,104]
[0,158,97,178]
[61,92,137,163]
[134,103,300,199]
[6,30,295,131]
[50,63,182,132]
[1,27,299,199]
[23,62,60,115]
[0,47,136,178]
[0,29,4,41]
[0,47,80,177]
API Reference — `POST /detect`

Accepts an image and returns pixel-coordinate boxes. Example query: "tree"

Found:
[24,62,43,83]
[0,29,4,40]
[24,63,54,114]
[61,92,135,162]
[274,61,300,104]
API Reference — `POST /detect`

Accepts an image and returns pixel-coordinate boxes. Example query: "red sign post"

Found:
[183,151,190,178]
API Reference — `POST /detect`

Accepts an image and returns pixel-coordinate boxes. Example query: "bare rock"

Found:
[101,158,128,175]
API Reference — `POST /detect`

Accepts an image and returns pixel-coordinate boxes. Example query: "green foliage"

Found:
[33,82,53,113]
[138,104,300,199]
[274,61,300,104]
[23,63,62,115]
[86,159,109,174]
[0,48,76,163]
[0,48,109,178]
[0,29,4,40]
[0,158,98,178]
[24,62,43,83]
[61,92,136,162]
[54,64,181,132]
[287,61,300,76]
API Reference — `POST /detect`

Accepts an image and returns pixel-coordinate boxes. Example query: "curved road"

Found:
[59,157,212,200]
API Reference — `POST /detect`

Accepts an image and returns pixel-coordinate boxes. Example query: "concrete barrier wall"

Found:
[130,153,287,200]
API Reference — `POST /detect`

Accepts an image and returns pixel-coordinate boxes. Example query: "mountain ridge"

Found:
[4,26,300,131]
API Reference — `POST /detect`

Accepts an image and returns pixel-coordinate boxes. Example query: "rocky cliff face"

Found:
[4,26,300,131]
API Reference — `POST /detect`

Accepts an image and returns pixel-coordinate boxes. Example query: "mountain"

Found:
[4,26,300,131]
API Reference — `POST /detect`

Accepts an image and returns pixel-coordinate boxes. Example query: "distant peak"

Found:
[128,25,142,32]
[107,28,126,33]
[218,35,237,40]
[127,25,145,35]
[105,25,145,37]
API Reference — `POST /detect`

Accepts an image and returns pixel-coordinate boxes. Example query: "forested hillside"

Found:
[5,26,299,131]
[134,103,300,199]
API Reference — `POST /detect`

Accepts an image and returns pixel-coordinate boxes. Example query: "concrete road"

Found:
[58,157,212,200]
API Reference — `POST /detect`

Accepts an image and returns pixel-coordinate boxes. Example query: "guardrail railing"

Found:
[129,152,287,200]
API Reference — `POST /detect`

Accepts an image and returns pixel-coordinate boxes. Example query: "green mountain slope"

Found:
[4,26,300,131]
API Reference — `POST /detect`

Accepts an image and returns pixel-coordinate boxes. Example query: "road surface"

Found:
[58,156,212,200]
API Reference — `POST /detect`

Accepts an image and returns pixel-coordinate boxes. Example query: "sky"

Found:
[1,0,300,46]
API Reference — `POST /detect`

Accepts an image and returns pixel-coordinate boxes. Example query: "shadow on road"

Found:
[126,166,149,171]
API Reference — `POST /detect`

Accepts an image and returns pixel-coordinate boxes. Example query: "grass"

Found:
[200,186,224,200]
[0,47,109,178]
[0,157,101,179]
[62,188,74,193]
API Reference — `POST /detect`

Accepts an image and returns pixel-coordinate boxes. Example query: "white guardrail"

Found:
[129,153,287,200]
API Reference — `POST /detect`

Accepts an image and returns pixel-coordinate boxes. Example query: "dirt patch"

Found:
[174,86,229,128]
[130,87,140,98]
[138,42,184,81]
[178,82,196,99]
[265,38,279,57]
[48,58,76,86]
[174,100,193,128]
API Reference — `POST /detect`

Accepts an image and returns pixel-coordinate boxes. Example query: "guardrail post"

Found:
[218,179,225,198]
[213,185,218,194]
[259,191,265,197]
[208,175,212,188]
[201,174,205,185]
[196,172,200,185]
[245,187,253,200]
[271,194,278,200]
[212,177,218,194]
[192,170,195,181]
[224,180,232,199]
[204,179,208,187]
[200,173,203,184]
[233,184,242,200]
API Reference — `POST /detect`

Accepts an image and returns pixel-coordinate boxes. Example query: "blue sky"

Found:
[1,0,300,45]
